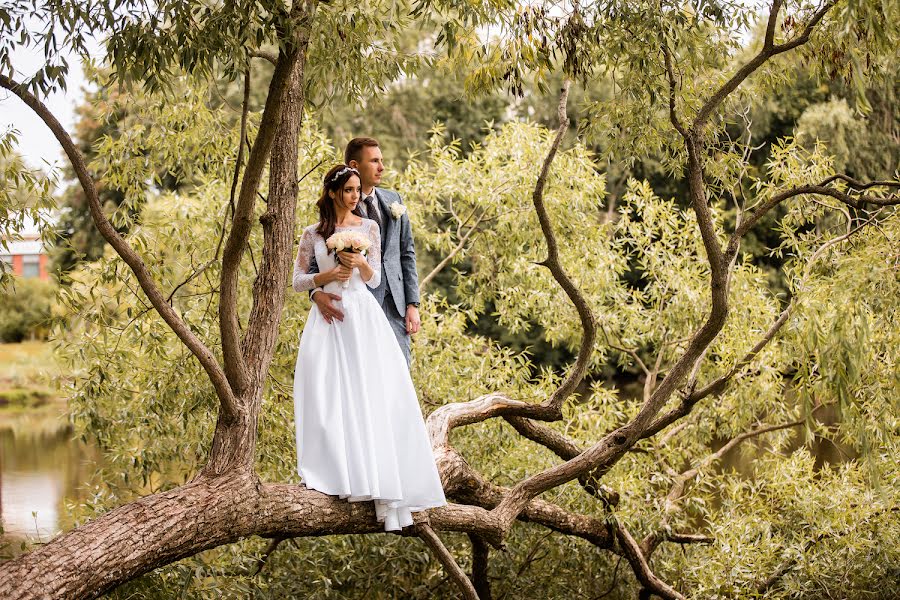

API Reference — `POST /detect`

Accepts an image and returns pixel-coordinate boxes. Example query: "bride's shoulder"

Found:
[298,224,324,245]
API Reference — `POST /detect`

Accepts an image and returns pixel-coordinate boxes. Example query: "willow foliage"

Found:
[46,67,899,596]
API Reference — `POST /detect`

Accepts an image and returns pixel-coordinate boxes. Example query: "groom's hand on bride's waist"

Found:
[314,292,344,323]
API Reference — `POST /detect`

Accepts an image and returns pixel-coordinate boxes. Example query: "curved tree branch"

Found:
[531,79,598,415]
[504,415,620,506]
[615,524,685,600]
[644,210,882,439]
[692,0,835,130]
[819,174,900,190]
[661,42,686,138]
[0,72,240,424]
[763,0,785,49]
[250,49,278,65]
[730,182,900,251]
[488,233,734,532]
[416,521,480,600]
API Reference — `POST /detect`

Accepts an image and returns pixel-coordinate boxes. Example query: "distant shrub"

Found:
[0,277,56,342]
[0,387,52,407]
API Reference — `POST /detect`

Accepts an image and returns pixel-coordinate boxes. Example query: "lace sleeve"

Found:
[365,220,382,289]
[293,228,319,292]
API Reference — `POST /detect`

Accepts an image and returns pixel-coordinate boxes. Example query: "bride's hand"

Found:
[337,250,366,269]
[327,264,352,283]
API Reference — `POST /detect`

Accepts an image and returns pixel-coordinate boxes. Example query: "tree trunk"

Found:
[0,478,383,599]
[203,411,257,476]
[0,474,260,599]
[0,475,500,599]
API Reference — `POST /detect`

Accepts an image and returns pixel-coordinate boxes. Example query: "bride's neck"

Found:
[334,208,355,226]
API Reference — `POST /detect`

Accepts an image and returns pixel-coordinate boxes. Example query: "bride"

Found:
[291,164,447,531]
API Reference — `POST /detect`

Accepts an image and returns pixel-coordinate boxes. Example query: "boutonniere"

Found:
[389,202,407,220]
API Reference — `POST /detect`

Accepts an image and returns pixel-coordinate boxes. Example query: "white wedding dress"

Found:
[291,219,447,531]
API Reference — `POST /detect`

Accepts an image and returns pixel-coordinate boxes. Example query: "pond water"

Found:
[0,423,99,551]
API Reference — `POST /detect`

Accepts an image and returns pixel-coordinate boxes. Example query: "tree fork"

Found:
[218,0,317,397]
[203,407,259,477]
[242,6,313,385]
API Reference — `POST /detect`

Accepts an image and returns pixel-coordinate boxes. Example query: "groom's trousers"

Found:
[381,286,411,367]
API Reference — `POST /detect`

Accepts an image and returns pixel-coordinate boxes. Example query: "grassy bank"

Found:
[0,341,67,435]
[0,340,57,386]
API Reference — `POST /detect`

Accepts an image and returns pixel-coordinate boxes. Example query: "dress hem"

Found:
[298,476,446,531]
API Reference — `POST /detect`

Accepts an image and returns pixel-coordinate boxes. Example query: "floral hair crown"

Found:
[325,166,359,186]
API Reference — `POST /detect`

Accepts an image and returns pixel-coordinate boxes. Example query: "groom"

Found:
[309,137,421,365]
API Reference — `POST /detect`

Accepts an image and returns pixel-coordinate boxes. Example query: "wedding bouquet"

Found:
[325,231,371,289]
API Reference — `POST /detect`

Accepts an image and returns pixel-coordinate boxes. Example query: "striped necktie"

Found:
[364,194,383,231]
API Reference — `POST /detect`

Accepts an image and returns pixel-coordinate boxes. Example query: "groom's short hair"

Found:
[345,137,380,164]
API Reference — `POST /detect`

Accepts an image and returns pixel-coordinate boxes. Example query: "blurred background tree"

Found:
[0,277,55,342]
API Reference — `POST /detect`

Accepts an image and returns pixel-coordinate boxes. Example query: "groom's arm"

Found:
[398,194,420,306]
[307,253,344,322]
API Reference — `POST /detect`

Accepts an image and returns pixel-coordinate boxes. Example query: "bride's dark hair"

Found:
[316,164,363,240]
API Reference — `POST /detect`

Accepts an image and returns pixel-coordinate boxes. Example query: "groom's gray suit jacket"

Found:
[362,188,420,315]
[308,188,420,354]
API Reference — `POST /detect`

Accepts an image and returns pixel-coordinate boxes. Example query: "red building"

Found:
[1,218,51,280]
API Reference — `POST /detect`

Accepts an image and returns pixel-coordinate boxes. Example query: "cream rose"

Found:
[389,202,407,219]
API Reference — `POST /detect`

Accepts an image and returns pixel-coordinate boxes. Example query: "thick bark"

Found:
[0,474,260,600]
[207,1,316,477]
[203,411,258,478]
[0,474,498,600]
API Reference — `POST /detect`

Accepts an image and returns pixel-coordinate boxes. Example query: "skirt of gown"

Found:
[293,279,447,531]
